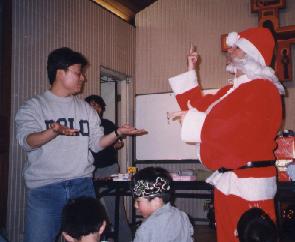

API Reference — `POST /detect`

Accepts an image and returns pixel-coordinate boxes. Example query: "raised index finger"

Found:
[190,43,197,54]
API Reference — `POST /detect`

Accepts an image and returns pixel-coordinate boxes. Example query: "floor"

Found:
[195,225,216,242]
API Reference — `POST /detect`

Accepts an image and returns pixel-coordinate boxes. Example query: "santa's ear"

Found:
[98,220,107,235]
[62,232,76,242]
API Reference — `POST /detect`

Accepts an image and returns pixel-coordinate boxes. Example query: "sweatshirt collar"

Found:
[45,90,74,102]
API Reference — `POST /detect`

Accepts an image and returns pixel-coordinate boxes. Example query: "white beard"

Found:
[225,63,237,74]
[226,55,285,95]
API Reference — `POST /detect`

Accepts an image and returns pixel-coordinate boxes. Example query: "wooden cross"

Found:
[221,0,295,82]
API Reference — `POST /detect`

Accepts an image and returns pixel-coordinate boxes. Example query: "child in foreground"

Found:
[61,196,107,242]
[132,167,194,242]
[237,207,278,242]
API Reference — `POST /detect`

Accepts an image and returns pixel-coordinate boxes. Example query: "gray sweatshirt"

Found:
[15,90,104,188]
[133,203,194,242]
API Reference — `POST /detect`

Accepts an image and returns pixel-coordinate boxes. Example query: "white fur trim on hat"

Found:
[226,32,240,47]
[168,70,198,95]
[235,38,266,66]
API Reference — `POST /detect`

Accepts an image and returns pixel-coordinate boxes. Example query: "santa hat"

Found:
[226,27,275,67]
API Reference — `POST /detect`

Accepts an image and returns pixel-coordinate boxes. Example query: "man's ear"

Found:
[98,220,107,235]
[55,69,66,82]
[62,232,76,242]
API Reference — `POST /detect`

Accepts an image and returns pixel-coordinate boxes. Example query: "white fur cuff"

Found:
[168,70,198,94]
[181,109,206,143]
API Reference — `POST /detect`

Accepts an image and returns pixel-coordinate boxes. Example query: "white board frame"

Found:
[135,90,218,161]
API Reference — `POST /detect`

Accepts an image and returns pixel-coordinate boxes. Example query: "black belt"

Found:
[218,160,276,173]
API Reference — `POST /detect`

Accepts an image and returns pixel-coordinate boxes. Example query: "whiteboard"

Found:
[135,90,218,160]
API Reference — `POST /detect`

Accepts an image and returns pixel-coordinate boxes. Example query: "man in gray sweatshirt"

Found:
[15,47,147,242]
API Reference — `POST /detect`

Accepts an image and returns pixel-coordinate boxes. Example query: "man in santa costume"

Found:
[168,27,285,242]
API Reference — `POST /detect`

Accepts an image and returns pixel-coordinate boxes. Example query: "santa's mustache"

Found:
[226,55,253,74]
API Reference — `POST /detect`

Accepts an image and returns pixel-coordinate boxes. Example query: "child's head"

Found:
[132,166,172,218]
[237,207,278,242]
[61,196,107,242]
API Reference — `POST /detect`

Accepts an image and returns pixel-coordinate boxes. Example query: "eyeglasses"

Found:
[67,68,87,78]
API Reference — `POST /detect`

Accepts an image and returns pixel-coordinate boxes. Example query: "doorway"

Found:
[99,66,134,173]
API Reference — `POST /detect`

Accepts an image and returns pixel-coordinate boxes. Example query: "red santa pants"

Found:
[214,188,276,242]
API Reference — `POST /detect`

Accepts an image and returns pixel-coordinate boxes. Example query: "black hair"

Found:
[85,95,106,113]
[47,47,88,85]
[132,166,173,203]
[237,207,278,242]
[61,196,107,240]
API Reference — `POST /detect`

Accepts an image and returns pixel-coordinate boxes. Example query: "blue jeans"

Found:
[0,234,7,242]
[24,177,95,242]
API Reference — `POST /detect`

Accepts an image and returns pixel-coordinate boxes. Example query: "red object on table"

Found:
[278,171,291,182]
[274,134,295,160]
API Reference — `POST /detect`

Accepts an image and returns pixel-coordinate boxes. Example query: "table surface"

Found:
[93,179,213,188]
[94,179,295,190]
[93,180,295,200]
[93,179,216,205]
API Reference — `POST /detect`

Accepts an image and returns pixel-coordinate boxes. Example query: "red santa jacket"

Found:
[169,71,282,178]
